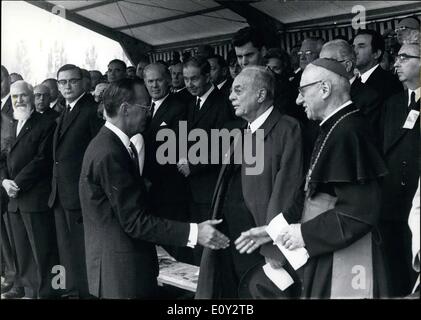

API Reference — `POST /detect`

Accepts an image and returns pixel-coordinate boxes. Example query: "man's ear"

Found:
[344,60,354,73]
[257,88,267,103]
[373,49,382,62]
[320,81,332,99]
[120,102,129,116]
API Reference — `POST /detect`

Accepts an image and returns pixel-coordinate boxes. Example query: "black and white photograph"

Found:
[0,0,420,310]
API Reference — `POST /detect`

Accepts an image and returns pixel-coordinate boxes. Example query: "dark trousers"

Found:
[53,200,90,298]
[379,221,415,297]
[189,201,212,266]
[1,212,19,285]
[9,209,59,298]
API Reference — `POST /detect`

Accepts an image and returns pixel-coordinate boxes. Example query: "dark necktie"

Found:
[150,102,155,118]
[409,91,419,111]
[59,105,71,135]
[196,98,201,111]
[129,142,140,174]
[63,105,71,124]
[192,98,201,122]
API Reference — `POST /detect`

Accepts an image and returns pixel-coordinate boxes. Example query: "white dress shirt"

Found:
[66,93,86,111]
[408,87,420,107]
[360,64,379,84]
[151,93,169,118]
[249,106,274,133]
[50,98,58,109]
[105,121,198,248]
[320,100,353,126]
[197,85,215,109]
[217,79,228,90]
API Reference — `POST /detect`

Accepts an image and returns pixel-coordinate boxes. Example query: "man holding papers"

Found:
[236,59,389,299]
[196,66,304,298]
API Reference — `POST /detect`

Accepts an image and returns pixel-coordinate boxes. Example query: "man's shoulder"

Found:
[165,93,187,110]
[273,110,302,132]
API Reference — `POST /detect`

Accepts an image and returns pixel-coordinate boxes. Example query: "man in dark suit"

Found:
[353,29,403,101]
[0,111,23,298]
[179,56,233,264]
[320,39,383,143]
[2,81,58,299]
[42,78,64,114]
[49,64,103,298]
[380,43,420,297]
[196,66,304,298]
[207,54,233,101]
[79,78,229,298]
[142,63,191,262]
[1,65,13,118]
[34,84,60,120]
[170,61,193,105]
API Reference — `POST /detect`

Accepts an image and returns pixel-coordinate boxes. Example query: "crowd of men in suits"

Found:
[0,16,419,299]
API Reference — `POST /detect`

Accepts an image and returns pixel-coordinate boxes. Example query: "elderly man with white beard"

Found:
[1,80,58,299]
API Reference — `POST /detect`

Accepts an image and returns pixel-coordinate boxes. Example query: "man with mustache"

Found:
[2,81,58,298]
[33,84,59,121]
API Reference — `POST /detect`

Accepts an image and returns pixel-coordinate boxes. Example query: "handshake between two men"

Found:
[198,220,305,264]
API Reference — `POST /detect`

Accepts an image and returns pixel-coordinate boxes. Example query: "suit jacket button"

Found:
[402,161,407,166]
[401,181,406,186]
[55,161,59,165]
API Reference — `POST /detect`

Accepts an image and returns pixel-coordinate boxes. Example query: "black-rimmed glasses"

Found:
[57,78,82,86]
[395,53,420,63]
[298,80,323,95]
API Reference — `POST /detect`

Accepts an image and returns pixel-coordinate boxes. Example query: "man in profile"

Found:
[79,78,229,298]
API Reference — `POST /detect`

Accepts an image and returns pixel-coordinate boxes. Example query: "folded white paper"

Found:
[262,263,294,291]
[266,213,309,270]
[160,121,168,126]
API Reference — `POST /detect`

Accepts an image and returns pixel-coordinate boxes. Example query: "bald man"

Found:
[289,59,387,298]
[240,59,389,299]
[380,43,420,297]
[299,37,325,71]
[34,84,59,120]
[196,66,304,298]
[2,81,58,299]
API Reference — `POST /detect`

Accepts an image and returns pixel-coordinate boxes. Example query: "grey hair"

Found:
[240,65,276,100]
[11,80,34,95]
[321,39,356,63]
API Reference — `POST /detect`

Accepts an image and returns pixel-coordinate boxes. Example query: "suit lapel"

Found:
[58,96,84,141]
[258,107,281,140]
[210,129,244,213]
[10,113,35,152]
[151,97,169,131]
[384,92,412,153]
[191,89,216,128]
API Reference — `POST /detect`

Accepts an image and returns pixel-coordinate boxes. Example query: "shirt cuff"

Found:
[187,223,198,248]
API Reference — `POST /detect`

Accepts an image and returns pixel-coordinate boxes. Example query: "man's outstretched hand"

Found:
[234,226,272,254]
[198,219,230,250]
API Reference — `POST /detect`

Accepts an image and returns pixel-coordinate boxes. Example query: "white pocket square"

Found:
[160,121,167,126]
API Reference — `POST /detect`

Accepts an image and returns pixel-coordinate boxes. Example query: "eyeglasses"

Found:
[298,50,316,58]
[298,80,323,95]
[57,78,82,86]
[34,93,50,99]
[395,53,420,63]
[123,102,152,112]
[394,26,408,33]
